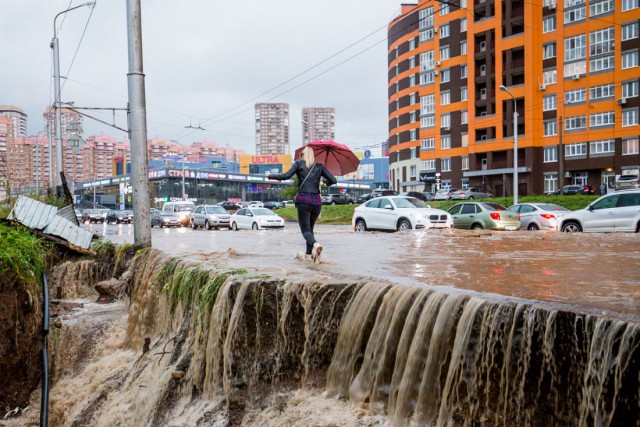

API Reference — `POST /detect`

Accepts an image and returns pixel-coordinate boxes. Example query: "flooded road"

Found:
[93,222,640,319]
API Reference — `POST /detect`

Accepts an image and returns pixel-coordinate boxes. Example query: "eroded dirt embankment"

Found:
[6,244,640,426]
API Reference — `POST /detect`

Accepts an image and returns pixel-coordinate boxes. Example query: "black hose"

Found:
[40,272,49,427]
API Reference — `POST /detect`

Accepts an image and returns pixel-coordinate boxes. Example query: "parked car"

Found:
[162,201,196,226]
[551,185,595,195]
[283,200,295,207]
[615,174,639,190]
[508,203,570,231]
[559,190,640,233]
[322,194,354,205]
[190,205,232,230]
[399,191,432,202]
[352,196,453,232]
[433,188,459,200]
[217,201,241,211]
[356,193,376,203]
[450,187,494,200]
[372,189,399,198]
[263,201,283,210]
[82,209,104,223]
[105,210,131,224]
[447,202,521,231]
[230,207,285,230]
[248,201,264,208]
[151,211,180,228]
[123,210,134,222]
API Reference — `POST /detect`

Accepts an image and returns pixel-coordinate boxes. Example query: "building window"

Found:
[409,38,416,50]
[410,129,417,141]
[565,34,586,61]
[461,86,468,101]
[564,89,587,104]
[622,80,639,98]
[589,111,615,128]
[441,113,451,128]
[543,69,557,85]
[543,16,556,33]
[590,55,615,73]
[410,165,417,177]
[420,50,435,71]
[421,94,435,115]
[622,137,639,155]
[410,93,416,105]
[421,137,435,150]
[543,43,556,59]
[421,116,435,128]
[590,27,615,57]
[409,56,416,69]
[410,74,416,86]
[590,0,614,16]
[440,2,450,15]
[440,24,450,38]
[422,159,436,170]
[564,5,586,24]
[622,22,639,41]
[622,50,639,69]
[441,68,450,82]
[440,45,450,60]
[622,0,639,11]
[461,110,468,124]
[441,135,451,149]
[590,139,615,155]
[441,158,451,171]
[461,18,467,32]
[543,94,557,111]
[564,61,586,77]
[420,28,435,42]
[420,72,435,85]
[544,173,559,193]
[544,146,558,162]
[590,84,615,100]
[462,133,468,147]
[460,41,467,55]
[622,108,639,126]
[544,119,557,136]
[565,115,586,131]
[419,7,434,30]
[565,142,587,156]
[441,91,451,105]
[460,64,468,78]
[461,156,469,170]
[410,111,417,123]
[410,147,417,159]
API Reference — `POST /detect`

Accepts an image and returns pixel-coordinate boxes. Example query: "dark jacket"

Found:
[270,160,337,194]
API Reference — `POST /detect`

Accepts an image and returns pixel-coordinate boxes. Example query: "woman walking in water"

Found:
[268,146,337,263]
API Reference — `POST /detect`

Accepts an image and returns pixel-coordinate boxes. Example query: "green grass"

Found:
[0,223,50,287]
[276,195,600,226]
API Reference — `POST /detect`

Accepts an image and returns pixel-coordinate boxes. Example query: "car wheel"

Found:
[562,222,582,233]
[348,201,353,205]
[205,220,212,230]
[191,220,197,230]
[159,222,163,228]
[398,219,412,231]
[355,219,367,232]
[231,222,238,231]
[252,222,259,230]
[468,196,474,200]
[471,223,483,230]
[331,201,336,205]
[527,223,539,231]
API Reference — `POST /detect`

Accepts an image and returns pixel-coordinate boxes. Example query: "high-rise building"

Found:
[301,107,336,145]
[388,0,639,195]
[255,103,290,155]
[0,106,28,137]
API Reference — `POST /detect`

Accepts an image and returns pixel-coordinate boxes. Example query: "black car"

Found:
[217,201,241,211]
[356,193,376,203]
[399,191,432,202]
[551,185,596,195]
[106,210,130,224]
[322,194,354,205]
[263,201,283,210]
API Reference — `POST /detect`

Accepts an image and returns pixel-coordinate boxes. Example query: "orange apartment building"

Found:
[388,0,639,196]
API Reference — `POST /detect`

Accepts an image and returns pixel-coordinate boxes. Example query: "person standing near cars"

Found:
[600,183,607,195]
[268,146,337,263]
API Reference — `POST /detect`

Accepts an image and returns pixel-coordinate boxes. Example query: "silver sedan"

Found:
[507,203,569,231]
[449,187,494,200]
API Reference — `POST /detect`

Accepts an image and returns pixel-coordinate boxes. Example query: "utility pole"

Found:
[127,0,151,247]
[558,115,564,192]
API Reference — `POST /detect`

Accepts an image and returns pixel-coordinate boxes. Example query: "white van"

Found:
[162,201,196,226]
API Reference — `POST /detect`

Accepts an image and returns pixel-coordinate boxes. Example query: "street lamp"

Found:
[499,85,518,205]
[51,1,95,189]
[170,140,186,200]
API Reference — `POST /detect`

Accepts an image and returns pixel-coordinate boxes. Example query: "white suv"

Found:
[190,205,232,230]
[560,190,640,233]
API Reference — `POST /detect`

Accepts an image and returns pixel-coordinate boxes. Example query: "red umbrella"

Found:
[295,140,360,176]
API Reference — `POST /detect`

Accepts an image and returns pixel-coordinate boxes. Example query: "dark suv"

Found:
[552,185,595,195]
[322,194,354,205]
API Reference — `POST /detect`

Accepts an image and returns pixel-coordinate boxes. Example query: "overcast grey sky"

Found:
[1,1,402,153]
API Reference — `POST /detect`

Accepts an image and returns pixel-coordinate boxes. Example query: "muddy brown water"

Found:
[96,223,639,319]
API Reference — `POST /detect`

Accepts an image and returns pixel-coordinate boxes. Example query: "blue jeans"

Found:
[297,203,322,254]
